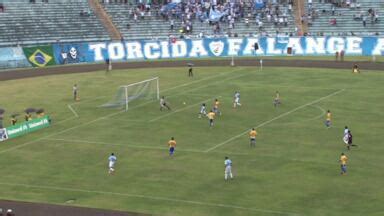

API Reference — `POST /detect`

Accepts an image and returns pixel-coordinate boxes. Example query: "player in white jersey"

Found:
[233,91,241,108]
[108,153,117,174]
[344,126,349,135]
[198,103,207,118]
[224,156,233,180]
[159,96,171,111]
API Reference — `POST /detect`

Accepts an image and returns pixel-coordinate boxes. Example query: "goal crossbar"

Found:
[101,77,159,111]
[120,77,159,88]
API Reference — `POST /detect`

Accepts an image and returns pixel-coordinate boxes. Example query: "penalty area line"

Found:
[204,89,346,152]
[67,104,79,118]
[0,182,300,216]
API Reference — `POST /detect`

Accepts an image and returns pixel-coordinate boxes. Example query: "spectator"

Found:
[346,0,350,7]
[170,19,174,30]
[258,20,263,30]
[363,16,366,26]
[140,10,145,20]
[329,18,337,25]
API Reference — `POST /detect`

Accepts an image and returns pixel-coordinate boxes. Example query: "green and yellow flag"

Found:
[23,45,56,67]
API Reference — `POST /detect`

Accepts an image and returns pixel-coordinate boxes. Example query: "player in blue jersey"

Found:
[108,153,117,175]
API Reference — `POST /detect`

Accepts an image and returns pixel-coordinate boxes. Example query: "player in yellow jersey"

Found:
[11,115,17,125]
[325,110,332,128]
[213,98,221,115]
[207,110,215,127]
[249,128,257,147]
[274,91,281,107]
[339,152,348,175]
[168,137,176,156]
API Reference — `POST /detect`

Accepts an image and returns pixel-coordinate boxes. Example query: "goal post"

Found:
[100,77,159,111]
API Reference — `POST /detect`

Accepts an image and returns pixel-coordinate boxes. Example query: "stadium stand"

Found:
[305,0,384,36]
[0,0,110,47]
[0,0,381,48]
[101,0,297,40]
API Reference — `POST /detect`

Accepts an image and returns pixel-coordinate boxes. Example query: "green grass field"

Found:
[0,66,383,216]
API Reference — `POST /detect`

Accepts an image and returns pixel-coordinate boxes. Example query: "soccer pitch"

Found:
[0,66,383,216]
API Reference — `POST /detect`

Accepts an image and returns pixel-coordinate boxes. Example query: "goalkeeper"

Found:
[160,96,171,111]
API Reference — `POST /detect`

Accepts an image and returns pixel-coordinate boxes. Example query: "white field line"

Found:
[268,105,326,126]
[161,68,243,93]
[45,138,177,151]
[43,138,250,155]
[179,92,221,97]
[238,83,340,91]
[0,110,125,155]
[43,138,336,165]
[0,182,300,216]
[68,96,107,106]
[0,69,248,155]
[106,69,250,121]
[53,116,77,125]
[63,96,107,121]
[204,89,346,152]
[67,104,79,118]
[67,96,107,117]
[149,96,221,122]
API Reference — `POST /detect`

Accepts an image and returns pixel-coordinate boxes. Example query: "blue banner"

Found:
[209,7,226,22]
[254,0,265,9]
[52,43,90,64]
[0,47,31,69]
[161,2,177,13]
[52,37,384,65]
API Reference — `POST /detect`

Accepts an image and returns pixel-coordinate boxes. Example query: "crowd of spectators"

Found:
[304,0,381,36]
[102,0,296,38]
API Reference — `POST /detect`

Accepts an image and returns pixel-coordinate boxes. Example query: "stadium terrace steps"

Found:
[0,1,110,46]
[102,3,296,40]
[306,0,384,36]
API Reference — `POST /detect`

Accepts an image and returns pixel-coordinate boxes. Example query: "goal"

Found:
[101,77,159,111]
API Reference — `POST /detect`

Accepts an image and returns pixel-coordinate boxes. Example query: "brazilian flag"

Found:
[23,45,56,67]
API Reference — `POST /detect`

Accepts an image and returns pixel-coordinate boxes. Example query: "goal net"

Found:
[100,77,159,111]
